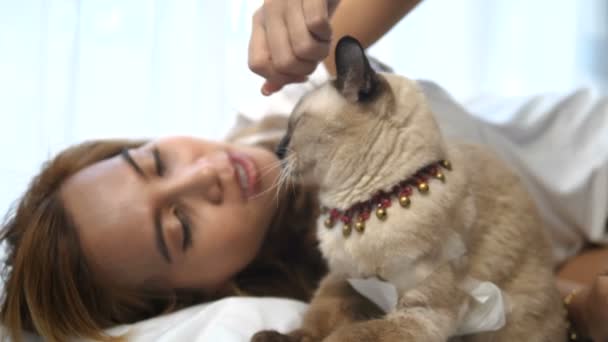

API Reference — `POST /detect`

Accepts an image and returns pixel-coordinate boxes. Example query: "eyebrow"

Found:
[120,148,172,263]
[120,148,145,178]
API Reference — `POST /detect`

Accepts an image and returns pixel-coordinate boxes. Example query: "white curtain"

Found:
[1,0,607,214]
[369,0,608,99]
[0,0,265,214]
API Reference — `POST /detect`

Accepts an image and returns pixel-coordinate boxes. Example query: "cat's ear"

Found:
[334,36,379,102]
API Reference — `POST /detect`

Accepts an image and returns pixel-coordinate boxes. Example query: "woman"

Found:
[0,117,330,342]
[1,1,607,341]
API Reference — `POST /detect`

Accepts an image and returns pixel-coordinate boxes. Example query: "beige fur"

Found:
[252,43,566,341]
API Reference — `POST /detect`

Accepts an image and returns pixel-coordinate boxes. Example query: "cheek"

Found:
[207,205,269,262]
[225,205,269,252]
[188,179,275,287]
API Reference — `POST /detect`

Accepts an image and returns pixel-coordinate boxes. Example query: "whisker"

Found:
[249,153,297,203]
[273,163,288,206]
[276,154,296,201]
[257,157,283,175]
[248,163,284,201]
[287,156,297,195]
[257,159,283,179]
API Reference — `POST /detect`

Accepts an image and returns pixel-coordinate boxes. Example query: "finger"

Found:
[262,76,308,96]
[287,0,330,62]
[262,82,281,96]
[265,0,317,77]
[260,62,310,93]
[302,0,332,42]
[248,9,272,79]
[249,8,297,88]
[261,82,284,96]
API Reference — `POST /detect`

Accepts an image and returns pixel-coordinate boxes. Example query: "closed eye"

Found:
[152,147,192,251]
[175,208,193,251]
[153,147,165,176]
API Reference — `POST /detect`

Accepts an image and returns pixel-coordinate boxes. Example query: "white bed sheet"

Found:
[101,297,307,342]
[0,297,307,341]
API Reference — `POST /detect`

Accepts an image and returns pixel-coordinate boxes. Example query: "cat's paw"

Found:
[323,319,412,342]
[251,330,293,342]
[251,329,317,342]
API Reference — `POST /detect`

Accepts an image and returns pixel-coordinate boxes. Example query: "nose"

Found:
[158,152,235,203]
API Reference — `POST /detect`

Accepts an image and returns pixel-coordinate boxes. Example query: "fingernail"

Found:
[261,83,277,96]
[262,82,284,96]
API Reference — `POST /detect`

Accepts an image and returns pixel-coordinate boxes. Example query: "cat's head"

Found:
[277,36,448,206]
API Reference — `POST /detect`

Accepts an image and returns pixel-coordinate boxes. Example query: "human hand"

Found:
[248,0,340,96]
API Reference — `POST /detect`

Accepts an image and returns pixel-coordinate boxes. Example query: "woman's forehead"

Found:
[60,155,160,287]
[61,155,142,221]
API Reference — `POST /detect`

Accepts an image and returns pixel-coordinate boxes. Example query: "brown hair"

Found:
[225,114,327,300]
[0,140,203,341]
[0,134,326,341]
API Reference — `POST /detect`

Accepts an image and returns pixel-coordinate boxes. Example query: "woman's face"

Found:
[60,136,281,293]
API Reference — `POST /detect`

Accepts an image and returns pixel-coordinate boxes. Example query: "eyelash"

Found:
[174,207,193,250]
[153,148,166,177]
[154,147,193,250]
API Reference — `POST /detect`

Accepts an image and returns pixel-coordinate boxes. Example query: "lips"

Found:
[227,151,260,199]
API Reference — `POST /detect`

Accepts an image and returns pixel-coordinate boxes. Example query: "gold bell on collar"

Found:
[417,182,429,193]
[355,220,365,233]
[320,160,453,238]
[399,195,411,208]
[342,223,352,237]
[376,207,387,220]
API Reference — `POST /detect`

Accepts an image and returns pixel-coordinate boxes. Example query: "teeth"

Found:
[235,164,249,192]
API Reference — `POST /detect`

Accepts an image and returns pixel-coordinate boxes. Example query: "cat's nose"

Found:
[275,134,290,160]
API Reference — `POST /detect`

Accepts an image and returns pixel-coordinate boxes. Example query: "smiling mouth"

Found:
[228,152,259,199]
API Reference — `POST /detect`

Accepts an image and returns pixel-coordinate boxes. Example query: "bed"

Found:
[2,297,307,341]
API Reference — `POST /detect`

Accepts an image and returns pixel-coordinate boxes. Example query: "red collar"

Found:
[320,160,452,237]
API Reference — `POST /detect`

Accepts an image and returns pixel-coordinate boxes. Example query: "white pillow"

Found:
[99,297,307,342]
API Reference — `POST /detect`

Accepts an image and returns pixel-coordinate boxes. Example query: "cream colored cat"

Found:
[253,36,566,342]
